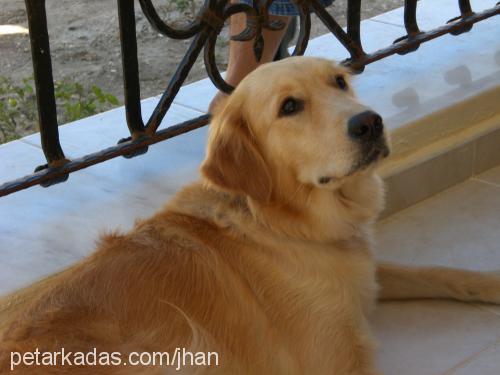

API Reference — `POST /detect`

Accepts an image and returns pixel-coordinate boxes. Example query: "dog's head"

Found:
[201,57,390,204]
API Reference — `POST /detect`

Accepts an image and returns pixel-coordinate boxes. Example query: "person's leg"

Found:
[209,12,291,113]
[225,13,291,86]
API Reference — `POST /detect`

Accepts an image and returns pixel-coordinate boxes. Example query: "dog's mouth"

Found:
[349,142,390,175]
[317,141,390,185]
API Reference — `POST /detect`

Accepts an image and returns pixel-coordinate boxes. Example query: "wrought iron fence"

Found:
[0,0,499,197]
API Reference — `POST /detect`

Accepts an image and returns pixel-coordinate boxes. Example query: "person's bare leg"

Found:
[209,12,291,113]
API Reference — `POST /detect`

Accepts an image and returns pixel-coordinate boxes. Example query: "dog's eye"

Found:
[334,75,348,91]
[279,97,303,117]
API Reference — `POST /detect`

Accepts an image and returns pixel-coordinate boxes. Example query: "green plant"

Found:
[0,77,36,143]
[54,80,119,123]
[0,76,120,144]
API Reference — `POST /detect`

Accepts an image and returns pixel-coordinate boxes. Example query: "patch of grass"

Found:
[0,76,120,144]
[54,80,119,123]
[0,77,36,143]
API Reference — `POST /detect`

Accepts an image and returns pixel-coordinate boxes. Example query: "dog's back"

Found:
[0,181,378,374]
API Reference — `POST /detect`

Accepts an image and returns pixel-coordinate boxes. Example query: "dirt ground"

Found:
[0,0,403,114]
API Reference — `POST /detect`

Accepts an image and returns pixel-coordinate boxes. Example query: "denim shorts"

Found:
[238,0,334,16]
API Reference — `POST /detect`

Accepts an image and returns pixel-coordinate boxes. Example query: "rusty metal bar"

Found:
[309,0,365,62]
[117,0,148,158]
[117,0,146,139]
[393,0,421,54]
[24,0,68,169]
[346,0,363,52]
[346,4,499,71]
[290,4,311,57]
[0,115,210,197]
[458,0,474,16]
[403,0,420,36]
[448,0,475,34]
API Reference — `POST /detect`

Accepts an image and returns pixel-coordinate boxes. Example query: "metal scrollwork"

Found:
[140,0,307,132]
[289,0,311,57]
[139,0,298,95]
[1,0,499,197]
[231,0,286,61]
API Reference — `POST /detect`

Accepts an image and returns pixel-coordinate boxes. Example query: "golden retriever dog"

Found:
[1,56,499,375]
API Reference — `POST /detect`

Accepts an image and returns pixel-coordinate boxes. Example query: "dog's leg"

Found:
[377,263,500,304]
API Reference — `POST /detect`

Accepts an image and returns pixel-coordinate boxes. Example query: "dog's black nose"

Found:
[348,111,384,141]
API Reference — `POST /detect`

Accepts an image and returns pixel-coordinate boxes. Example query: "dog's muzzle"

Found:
[347,110,390,174]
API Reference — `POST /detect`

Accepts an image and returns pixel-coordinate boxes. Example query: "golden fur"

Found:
[1,57,499,374]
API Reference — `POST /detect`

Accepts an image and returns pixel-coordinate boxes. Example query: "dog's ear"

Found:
[201,99,272,203]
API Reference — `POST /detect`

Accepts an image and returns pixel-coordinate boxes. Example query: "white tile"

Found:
[0,174,136,294]
[450,340,500,375]
[22,99,204,158]
[0,140,46,183]
[475,165,500,186]
[376,178,500,270]
[304,20,403,58]
[371,0,495,29]
[81,125,208,191]
[473,302,500,318]
[372,301,500,375]
[173,77,220,113]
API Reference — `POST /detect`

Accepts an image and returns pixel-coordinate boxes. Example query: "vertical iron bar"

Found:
[448,0,474,34]
[458,0,474,16]
[117,0,146,138]
[24,0,67,165]
[393,0,421,54]
[346,0,363,51]
[403,0,420,35]
[309,0,364,64]
[290,9,310,57]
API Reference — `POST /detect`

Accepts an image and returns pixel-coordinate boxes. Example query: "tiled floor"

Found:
[377,166,500,271]
[374,165,500,375]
